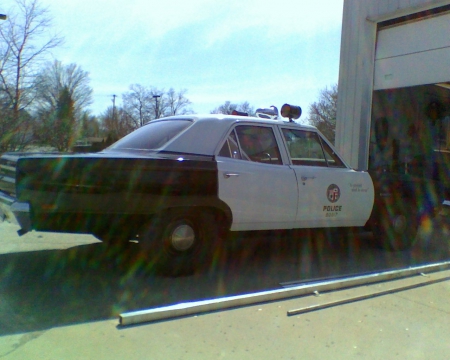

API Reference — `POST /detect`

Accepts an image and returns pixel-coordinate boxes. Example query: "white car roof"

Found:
[158,114,318,156]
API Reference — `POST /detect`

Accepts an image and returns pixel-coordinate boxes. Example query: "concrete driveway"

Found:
[0,217,449,359]
[0,269,449,360]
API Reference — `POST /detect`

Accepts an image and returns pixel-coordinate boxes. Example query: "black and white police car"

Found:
[1,104,408,275]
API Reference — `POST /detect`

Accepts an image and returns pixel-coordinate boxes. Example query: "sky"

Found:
[2,0,344,119]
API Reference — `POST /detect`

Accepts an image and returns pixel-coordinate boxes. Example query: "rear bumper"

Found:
[0,191,31,235]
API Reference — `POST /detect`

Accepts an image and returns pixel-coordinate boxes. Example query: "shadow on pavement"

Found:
[0,216,448,336]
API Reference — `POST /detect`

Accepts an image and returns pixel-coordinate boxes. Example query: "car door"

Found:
[216,124,298,231]
[280,127,374,228]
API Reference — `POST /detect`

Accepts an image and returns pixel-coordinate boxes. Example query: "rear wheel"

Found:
[139,209,217,276]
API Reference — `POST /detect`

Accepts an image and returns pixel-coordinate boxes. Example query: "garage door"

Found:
[374,12,450,90]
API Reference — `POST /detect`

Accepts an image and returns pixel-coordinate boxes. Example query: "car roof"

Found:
[156,114,318,156]
[156,114,316,128]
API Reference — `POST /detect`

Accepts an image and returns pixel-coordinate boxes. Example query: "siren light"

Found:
[281,104,302,122]
[231,110,248,116]
[255,106,278,120]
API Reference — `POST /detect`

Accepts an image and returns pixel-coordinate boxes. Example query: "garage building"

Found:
[336,0,450,182]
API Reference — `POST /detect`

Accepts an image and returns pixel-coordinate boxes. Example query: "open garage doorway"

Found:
[369,84,450,205]
[367,7,450,217]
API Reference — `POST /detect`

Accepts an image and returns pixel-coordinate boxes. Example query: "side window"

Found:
[282,128,345,168]
[218,129,242,159]
[218,125,282,165]
[235,126,282,165]
[320,139,346,168]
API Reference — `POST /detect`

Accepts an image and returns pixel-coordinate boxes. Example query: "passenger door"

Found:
[281,127,374,228]
[217,124,298,231]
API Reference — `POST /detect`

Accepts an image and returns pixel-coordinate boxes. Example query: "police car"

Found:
[1,104,380,274]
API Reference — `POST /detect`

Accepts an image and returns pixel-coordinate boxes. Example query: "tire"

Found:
[371,203,418,251]
[139,209,217,276]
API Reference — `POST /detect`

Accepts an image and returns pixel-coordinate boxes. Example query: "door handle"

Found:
[224,173,240,178]
[301,176,316,181]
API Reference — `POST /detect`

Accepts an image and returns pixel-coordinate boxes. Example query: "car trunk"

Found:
[9,152,217,233]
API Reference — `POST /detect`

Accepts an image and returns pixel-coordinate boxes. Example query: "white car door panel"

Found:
[217,124,298,231]
[292,166,374,227]
[218,159,298,231]
[281,127,374,228]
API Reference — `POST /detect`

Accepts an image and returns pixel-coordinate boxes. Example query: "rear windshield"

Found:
[108,119,193,150]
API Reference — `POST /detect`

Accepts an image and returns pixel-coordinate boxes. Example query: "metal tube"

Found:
[119,261,450,326]
[287,276,450,316]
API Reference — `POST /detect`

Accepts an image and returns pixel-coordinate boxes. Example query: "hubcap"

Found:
[170,224,195,251]
[393,214,407,233]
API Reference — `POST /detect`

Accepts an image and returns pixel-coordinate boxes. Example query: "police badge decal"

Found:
[327,184,340,203]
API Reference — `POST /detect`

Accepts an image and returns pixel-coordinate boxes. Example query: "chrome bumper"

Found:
[0,191,31,235]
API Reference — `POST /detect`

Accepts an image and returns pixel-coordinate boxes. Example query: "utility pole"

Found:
[112,94,117,120]
[112,94,117,139]
[153,94,161,119]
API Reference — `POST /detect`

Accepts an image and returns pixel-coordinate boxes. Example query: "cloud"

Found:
[3,0,342,115]
[201,0,343,45]
[40,0,342,43]
[188,71,335,115]
[35,0,343,66]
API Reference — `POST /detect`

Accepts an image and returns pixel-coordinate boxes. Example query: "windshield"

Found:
[108,119,193,151]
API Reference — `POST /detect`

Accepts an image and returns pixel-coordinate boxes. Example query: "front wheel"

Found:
[139,209,217,276]
[371,204,418,251]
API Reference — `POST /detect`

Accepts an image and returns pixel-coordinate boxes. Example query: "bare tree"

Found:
[35,86,75,151]
[307,84,338,143]
[32,60,93,150]
[122,84,153,127]
[35,60,93,119]
[100,106,136,144]
[210,101,255,116]
[80,112,100,139]
[211,101,236,115]
[121,85,193,125]
[0,0,63,151]
[165,88,192,116]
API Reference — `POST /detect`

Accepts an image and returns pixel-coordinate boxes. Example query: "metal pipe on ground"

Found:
[287,275,450,316]
[119,261,450,327]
